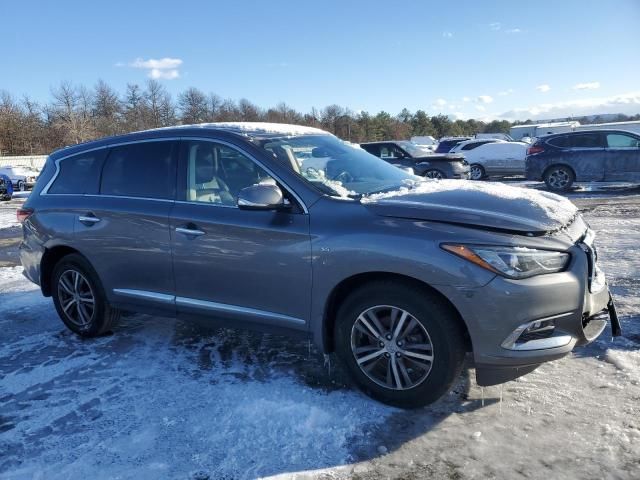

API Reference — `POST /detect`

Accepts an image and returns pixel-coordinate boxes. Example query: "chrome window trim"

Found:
[41,137,181,197]
[41,135,309,214]
[84,194,174,204]
[179,136,309,214]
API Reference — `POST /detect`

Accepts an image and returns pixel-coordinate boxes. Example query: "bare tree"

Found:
[178,87,208,124]
[50,81,94,144]
[93,79,123,137]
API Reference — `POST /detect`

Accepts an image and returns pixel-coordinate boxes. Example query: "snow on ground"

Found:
[0,187,639,479]
[0,205,19,230]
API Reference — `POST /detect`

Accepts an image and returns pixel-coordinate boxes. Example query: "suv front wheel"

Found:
[52,254,120,337]
[335,281,466,408]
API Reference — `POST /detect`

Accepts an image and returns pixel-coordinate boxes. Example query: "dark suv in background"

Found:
[19,123,618,408]
[360,140,470,179]
[526,129,640,191]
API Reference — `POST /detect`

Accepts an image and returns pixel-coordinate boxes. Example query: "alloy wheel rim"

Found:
[470,165,483,180]
[350,305,434,391]
[425,170,443,179]
[548,169,569,188]
[57,269,96,328]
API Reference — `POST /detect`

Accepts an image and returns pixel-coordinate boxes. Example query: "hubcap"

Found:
[548,169,569,188]
[350,305,434,391]
[425,170,443,179]
[57,269,95,328]
[470,165,483,180]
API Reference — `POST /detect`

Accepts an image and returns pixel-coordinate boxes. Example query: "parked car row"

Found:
[359,141,470,179]
[361,129,640,190]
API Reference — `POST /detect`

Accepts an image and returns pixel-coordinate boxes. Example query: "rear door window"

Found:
[606,133,640,148]
[48,150,107,194]
[100,141,177,199]
[570,134,604,148]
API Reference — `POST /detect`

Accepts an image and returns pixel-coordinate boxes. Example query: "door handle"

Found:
[176,227,205,236]
[78,215,101,225]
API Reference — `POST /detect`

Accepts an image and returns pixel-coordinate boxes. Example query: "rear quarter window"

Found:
[48,150,106,194]
[546,136,570,148]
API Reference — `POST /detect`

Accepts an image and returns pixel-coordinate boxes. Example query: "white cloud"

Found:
[489,22,501,31]
[462,96,471,102]
[435,98,447,106]
[477,95,494,104]
[499,91,640,121]
[126,57,183,80]
[498,89,514,96]
[573,81,600,90]
[536,84,551,93]
[475,105,486,112]
[442,31,453,38]
[506,28,522,34]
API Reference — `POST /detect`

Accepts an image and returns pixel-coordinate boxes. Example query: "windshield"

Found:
[258,134,416,197]
[396,141,432,157]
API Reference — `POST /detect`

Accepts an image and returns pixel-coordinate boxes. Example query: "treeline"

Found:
[1,80,639,156]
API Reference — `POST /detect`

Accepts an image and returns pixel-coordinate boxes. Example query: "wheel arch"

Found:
[322,271,472,354]
[542,163,576,180]
[40,245,85,296]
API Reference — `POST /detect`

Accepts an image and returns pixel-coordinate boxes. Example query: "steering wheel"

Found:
[333,171,354,183]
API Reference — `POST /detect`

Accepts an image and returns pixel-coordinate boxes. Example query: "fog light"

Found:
[501,316,573,351]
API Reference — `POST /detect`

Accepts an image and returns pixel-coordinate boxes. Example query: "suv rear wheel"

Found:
[334,281,466,408]
[52,254,120,337]
[544,165,575,192]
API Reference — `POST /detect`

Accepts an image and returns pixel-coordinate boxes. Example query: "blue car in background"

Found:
[526,129,640,191]
[0,174,13,201]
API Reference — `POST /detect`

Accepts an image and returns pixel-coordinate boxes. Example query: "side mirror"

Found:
[237,183,288,210]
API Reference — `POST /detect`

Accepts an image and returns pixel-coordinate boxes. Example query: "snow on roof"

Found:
[164,122,330,137]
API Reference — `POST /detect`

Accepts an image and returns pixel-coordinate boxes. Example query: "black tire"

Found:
[17,180,25,192]
[334,281,466,408]
[544,165,575,192]
[52,253,120,337]
[424,169,445,179]
[469,164,486,181]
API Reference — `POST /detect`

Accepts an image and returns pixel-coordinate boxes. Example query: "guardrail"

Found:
[0,155,48,169]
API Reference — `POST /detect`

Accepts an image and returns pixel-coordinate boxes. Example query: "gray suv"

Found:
[18,123,619,408]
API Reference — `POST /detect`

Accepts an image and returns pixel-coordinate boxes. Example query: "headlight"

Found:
[441,244,570,279]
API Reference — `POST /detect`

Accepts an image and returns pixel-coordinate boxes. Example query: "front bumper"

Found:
[438,234,615,386]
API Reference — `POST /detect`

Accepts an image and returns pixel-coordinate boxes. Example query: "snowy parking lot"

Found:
[1,184,639,480]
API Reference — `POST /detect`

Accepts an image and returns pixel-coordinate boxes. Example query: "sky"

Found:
[2,0,640,121]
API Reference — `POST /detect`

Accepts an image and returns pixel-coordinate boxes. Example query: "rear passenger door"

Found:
[170,139,312,330]
[603,132,640,181]
[74,139,178,313]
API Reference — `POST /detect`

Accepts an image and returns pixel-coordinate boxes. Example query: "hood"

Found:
[362,180,579,234]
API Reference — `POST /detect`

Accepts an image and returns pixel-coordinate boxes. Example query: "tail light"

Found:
[527,145,545,155]
[16,207,34,223]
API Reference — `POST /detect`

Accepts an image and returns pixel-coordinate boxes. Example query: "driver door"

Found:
[170,139,312,330]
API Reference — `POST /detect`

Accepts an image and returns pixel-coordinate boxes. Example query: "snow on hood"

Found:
[362,180,579,233]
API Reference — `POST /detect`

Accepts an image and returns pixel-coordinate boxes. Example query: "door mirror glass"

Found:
[237,183,287,210]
